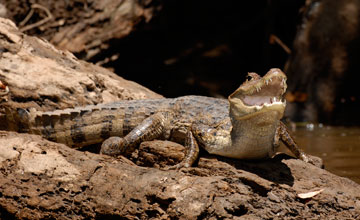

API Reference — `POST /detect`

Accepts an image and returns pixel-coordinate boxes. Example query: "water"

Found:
[279,124,360,184]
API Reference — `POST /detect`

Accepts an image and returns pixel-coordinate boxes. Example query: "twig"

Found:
[19,4,53,32]
[269,34,291,55]
[19,7,34,27]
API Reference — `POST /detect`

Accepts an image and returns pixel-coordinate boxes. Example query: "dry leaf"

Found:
[297,189,324,199]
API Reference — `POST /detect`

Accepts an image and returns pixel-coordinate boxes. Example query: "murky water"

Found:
[279,124,360,184]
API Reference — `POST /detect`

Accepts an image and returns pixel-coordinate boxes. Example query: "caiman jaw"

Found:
[228,68,287,119]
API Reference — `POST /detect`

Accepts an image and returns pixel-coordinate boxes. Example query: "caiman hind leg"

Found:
[165,130,200,170]
[100,111,173,156]
[277,121,313,163]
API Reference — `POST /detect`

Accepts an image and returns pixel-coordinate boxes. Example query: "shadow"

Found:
[78,143,101,154]
[217,153,295,186]
[79,142,296,187]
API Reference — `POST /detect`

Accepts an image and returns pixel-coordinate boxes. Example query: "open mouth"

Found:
[240,76,286,107]
[233,69,287,109]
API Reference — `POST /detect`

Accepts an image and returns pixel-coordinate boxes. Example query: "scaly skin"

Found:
[15,68,312,168]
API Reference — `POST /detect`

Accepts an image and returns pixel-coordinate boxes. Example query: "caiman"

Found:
[6,68,313,168]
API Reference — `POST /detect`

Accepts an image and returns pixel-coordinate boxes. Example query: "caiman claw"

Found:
[302,154,324,168]
[162,162,191,171]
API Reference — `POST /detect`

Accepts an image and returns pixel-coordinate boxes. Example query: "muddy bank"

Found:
[0,131,359,219]
[283,124,360,184]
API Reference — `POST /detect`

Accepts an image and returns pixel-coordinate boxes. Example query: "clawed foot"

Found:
[300,153,324,168]
[100,136,126,156]
[161,162,191,171]
[307,155,324,168]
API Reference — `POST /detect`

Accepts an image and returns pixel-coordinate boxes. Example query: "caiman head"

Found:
[192,68,288,158]
[228,68,287,121]
[192,68,287,159]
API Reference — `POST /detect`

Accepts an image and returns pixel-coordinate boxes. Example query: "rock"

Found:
[136,140,186,168]
[0,132,359,219]
[0,17,162,130]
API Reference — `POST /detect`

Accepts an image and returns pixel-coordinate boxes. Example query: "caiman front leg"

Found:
[100,111,172,156]
[277,121,312,163]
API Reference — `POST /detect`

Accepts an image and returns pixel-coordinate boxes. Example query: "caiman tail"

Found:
[2,107,31,132]
[10,99,170,148]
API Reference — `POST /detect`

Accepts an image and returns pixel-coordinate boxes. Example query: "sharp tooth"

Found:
[269,78,272,82]
[256,86,260,92]
[265,80,269,85]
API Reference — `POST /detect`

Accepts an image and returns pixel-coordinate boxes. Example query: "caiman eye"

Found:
[246,75,252,81]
